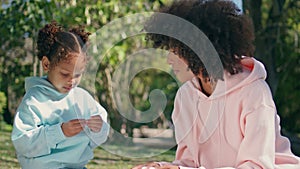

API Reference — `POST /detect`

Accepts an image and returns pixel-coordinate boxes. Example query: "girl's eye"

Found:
[61,73,69,77]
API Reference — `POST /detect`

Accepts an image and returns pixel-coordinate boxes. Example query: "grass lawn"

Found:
[3,122,298,169]
[0,123,176,169]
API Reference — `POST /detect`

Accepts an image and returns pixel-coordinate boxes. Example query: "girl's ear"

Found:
[41,56,51,72]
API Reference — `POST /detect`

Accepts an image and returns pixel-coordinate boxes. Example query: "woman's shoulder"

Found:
[175,78,201,101]
[241,77,271,96]
[176,81,192,95]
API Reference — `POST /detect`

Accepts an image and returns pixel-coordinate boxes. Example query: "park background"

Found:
[0,0,299,168]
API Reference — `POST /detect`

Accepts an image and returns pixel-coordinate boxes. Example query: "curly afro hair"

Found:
[144,0,255,80]
[37,20,91,66]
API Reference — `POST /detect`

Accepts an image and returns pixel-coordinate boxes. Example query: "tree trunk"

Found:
[1,70,13,125]
[243,0,284,95]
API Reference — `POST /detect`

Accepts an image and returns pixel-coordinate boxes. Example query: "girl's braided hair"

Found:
[37,20,91,66]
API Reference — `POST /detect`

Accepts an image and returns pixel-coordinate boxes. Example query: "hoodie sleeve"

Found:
[87,104,109,149]
[234,80,276,169]
[171,89,198,167]
[173,140,196,167]
[87,121,109,149]
[11,96,66,158]
[83,93,109,149]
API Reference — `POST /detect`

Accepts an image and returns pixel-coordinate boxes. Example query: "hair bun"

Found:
[37,20,63,60]
[69,25,91,44]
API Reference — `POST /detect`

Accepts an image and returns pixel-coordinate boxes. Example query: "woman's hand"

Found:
[131,162,161,169]
[131,162,179,169]
[86,115,103,132]
[159,165,179,169]
[61,119,85,137]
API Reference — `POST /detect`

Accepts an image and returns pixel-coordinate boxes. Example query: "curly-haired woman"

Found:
[133,0,300,168]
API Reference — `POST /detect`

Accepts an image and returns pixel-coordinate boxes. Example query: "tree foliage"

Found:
[0,0,299,135]
[0,0,177,136]
[244,0,300,132]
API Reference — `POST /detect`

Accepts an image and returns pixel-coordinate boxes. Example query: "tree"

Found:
[0,0,56,124]
[1,0,299,138]
[0,0,176,137]
[243,0,300,132]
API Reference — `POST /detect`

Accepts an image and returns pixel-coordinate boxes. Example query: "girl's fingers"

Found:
[86,116,103,126]
[87,123,102,132]
[66,117,103,132]
[89,115,101,120]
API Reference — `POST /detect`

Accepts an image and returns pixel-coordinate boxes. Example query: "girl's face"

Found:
[167,50,194,83]
[44,54,86,93]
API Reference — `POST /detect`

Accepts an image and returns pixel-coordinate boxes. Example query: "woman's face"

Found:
[167,51,194,83]
[45,54,86,93]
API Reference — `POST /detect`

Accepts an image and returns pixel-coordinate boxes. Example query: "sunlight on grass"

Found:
[88,144,175,169]
[0,123,20,169]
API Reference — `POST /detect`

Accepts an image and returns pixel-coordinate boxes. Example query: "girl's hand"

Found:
[61,119,85,137]
[86,115,103,132]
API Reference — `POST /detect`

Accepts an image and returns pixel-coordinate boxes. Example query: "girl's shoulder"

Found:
[23,85,53,102]
[73,86,92,96]
[72,87,97,101]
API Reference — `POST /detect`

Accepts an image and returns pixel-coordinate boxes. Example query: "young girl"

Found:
[133,0,300,169]
[11,21,109,169]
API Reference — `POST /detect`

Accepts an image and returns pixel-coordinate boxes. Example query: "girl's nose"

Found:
[68,77,76,85]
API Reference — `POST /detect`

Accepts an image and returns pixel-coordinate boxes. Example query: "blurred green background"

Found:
[0,0,299,168]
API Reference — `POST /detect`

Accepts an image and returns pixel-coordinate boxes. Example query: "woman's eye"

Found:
[171,50,178,55]
[74,74,81,78]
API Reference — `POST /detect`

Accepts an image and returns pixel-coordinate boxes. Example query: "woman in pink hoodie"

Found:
[133,0,300,169]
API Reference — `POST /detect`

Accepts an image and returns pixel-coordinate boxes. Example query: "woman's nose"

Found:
[167,52,175,64]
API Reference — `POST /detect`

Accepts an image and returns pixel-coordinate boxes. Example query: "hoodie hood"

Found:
[189,57,267,100]
[25,76,67,99]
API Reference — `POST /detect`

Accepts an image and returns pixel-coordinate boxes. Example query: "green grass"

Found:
[0,123,175,169]
[2,122,300,169]
[0,124,20,169]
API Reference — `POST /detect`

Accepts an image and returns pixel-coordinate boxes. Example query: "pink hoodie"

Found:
[171,58,300,169]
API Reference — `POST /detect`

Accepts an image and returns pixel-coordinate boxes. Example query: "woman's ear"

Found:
[41,56,51,72]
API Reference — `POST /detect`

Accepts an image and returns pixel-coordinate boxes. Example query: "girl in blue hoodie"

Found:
[11,21,109,169]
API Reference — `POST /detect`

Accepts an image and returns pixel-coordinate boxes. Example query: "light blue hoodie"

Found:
[11,76,110,169]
